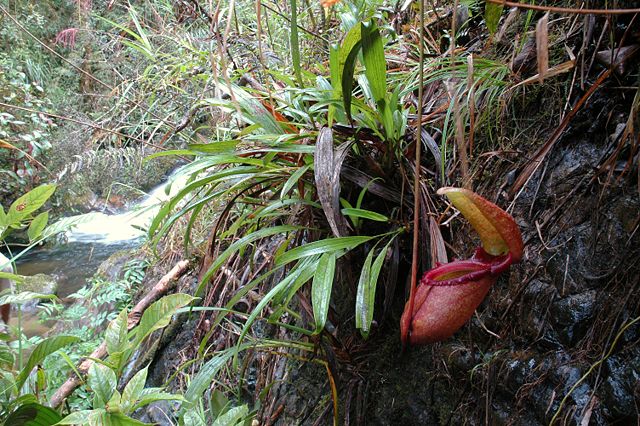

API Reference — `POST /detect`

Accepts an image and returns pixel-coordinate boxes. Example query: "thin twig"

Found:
[486,0,640,15]
[260,2,328,43]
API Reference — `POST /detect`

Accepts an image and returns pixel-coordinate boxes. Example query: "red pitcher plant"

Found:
[401,187,524,345]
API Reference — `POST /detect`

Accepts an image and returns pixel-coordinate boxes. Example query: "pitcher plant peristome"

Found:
[401,188,523,346]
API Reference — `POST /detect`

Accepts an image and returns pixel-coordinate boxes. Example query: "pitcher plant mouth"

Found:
[401,188,523,346]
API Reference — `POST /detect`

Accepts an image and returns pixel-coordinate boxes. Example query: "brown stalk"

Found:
[450,0,470,188]
[485,0,640,15]
[536,12,549,84]
[404,0,426,349]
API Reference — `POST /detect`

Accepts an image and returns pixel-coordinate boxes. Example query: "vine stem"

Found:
[403,0,426,349]
[486,0,640,15]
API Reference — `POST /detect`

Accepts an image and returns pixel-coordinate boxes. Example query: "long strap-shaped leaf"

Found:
[314,127,351,237]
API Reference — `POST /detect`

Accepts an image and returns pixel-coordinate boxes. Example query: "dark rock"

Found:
[550,290,598,346]
[600,348,640,420]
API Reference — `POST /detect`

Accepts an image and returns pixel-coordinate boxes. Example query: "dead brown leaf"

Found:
[536,12,549,83]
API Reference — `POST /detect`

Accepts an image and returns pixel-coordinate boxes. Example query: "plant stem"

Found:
[404,0,426,349]
[485,0,640,15]
[17,306,22,372]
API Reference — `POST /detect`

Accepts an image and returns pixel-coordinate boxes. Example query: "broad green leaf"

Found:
[280,165,310,198]
[183,408,206,426]
[7,184,56,226]
[187,141,239,153]
[0,206,7,228]
[27,211,48,242]
[212,405,249,426]
[88,363,116,408]
[107,389,122,412]
[361,21,387,107]
[328,44,342,125]
[0,343,14,370]
[485,2,504,34]
[121,367,148,413]
[437,187,523,261]
[56,410,104,425]
[57,410,148,426]
[107,412,149,426]
[275,235,373,266]
[0,373,15,400]
[0,292,55,306]
[364,239,393,333]
[234,261,316,364]
[148,165,266,240]
[312,253,336,333]
[134,294,195,345]
[16,335,80,389]
[341,208,388,222]
[4,402,62,426]
[105,309,128,357]
[210,389,230,419]
[271,255,319,310]
[355,248,375,336]
[341,45,361,121]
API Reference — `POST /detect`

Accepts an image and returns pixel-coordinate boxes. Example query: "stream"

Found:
[8,170,188,336]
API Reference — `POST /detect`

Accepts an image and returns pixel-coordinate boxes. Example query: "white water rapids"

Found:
[65,171,188,243]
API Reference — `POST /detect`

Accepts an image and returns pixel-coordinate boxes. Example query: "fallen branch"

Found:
[49,259,190,409]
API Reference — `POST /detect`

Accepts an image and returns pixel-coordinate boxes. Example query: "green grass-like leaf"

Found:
[341,208,389,222]
[275,235,373,266]
[312,253,337,333]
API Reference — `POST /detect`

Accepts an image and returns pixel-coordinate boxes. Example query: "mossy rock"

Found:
[16,273,58,311]
[18,273,58,295]
[96,248,139,281]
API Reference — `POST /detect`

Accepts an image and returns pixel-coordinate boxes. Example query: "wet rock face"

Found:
[601,347,640,420]
[549,289,598,346]
[358,89,640,425]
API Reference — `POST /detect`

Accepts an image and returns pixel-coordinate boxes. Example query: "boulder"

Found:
[16,273,58,311]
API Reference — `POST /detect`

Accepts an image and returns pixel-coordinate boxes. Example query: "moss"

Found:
[18,273,58,296]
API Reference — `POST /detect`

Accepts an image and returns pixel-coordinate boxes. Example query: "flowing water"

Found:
[7,170,188,335]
